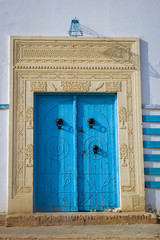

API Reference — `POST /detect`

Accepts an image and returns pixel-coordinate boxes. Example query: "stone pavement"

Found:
[0,224,160,239]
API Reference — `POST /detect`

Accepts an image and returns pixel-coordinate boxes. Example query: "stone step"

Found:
[5,212,157,227]
[0,215,6,226]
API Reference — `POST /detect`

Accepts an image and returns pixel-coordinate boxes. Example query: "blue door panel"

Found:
[34,95,77,212]
[77,95,118,211]
[34,94,119,212]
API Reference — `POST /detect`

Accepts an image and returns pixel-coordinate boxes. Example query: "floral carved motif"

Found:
[25,107,33,129]
[25,144,33,167]
[120,143,128,167]
[119,107,127,129]
[105,81,121,92]
[61,80,91,92]
[30,81,46,92]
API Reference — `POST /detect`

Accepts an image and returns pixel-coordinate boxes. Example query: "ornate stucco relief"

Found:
[25,107,33,129]
[119,107,127,129]
[25,144,33,167]
[15,39,139,68]
[120,143,128,167]
[9,37,144,212]
[30,81,46,92]
[61,80,91,92]
[105,81,121,92]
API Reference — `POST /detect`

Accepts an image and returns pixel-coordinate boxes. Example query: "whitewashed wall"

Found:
[0,0,160,213]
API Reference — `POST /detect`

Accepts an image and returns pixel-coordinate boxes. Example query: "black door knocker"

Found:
[93,145,98,154]
[56,118,63,129]
[87,118,95,128]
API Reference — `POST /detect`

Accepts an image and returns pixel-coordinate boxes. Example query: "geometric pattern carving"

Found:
[119,107,127,129]
[105,81,121,92]
[15,40,137,69]
[61,80,91,92]
[120,143,128,167]
[25,144,33,167]
[30,81,46,92]
[25,106,33,129]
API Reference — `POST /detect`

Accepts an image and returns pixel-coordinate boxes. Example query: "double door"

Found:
[34,94,119,212]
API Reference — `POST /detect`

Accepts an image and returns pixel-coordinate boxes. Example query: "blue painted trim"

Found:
[0,104,9,109]
[144,168,160,175]
[145,182,160,188]
[143,128,160,135]
[143,141,160,148]
[142,104,160,110]
[34,93,116,96]
[73,95,78,211]
[144,154,160,161]
[142,115,160,122]
[33,94,37,212]
[114,94,120,208]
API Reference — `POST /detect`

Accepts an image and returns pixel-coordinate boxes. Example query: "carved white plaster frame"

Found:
[9,37,144,213]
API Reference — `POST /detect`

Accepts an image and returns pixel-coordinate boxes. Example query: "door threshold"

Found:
[5,212,157,227]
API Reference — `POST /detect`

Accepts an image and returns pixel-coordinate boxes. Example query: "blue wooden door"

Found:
[34,94,77,212]
[77,95,118,211]
[34,94,119,212]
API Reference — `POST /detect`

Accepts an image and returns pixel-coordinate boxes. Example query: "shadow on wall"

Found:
[145,189,159,213]
[140,40,160,104]
[140,40,150,104]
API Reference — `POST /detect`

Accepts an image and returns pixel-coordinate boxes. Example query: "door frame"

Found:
[9,37,145,213]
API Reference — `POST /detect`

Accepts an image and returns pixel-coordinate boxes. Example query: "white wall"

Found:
[0,0,160,212]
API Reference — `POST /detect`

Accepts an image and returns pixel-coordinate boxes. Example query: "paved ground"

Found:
[0,224,160,239]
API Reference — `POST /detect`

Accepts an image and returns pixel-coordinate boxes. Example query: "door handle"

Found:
[93,145,98,154]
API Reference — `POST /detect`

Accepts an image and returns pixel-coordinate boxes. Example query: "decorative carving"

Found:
[16,74,25,194]
[25,106,33,129]
[25,144,33,167]
[103,47,131,61]
[30,81,46,92]
[61,80,91,92]
[47,82,57,91]
[105,81,121,92]
[119,107,127,129]
[122,76,135,192]
[120,144,128,167]
[94,82,104,91]
[15,40,137,68]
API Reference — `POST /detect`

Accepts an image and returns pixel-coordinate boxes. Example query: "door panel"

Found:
[77,95,118,211]
[34,95,77,212]
[34,94,119,212]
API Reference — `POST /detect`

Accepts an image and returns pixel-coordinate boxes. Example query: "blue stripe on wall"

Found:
[144,168,160,175]
[143,128,160,135]
[0,104,9,109]
[144,154,160,161]
[145,182,160,188]
[143,141,160,148]
[142,115,160,122]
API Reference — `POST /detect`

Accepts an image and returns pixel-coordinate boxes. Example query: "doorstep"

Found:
[0,214,6,226]
[5,212,158,227]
